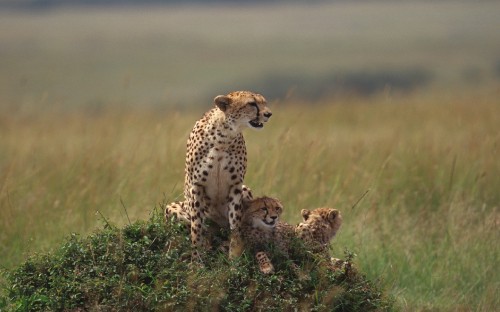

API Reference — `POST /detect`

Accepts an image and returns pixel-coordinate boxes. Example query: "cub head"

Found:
[299,208,343,241]
[242,196,283,229]
[214,91,272,130]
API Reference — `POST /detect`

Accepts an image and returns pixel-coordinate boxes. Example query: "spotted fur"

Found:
[296,208,343,256]
[171,91,271,261]
[244,206,342,275]
[164,201,190,225]
[239,196,286,274]
[256,251,274,275]
[164,185,254,227]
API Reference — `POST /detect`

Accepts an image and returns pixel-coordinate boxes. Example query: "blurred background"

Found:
[1,1,499,310]
[1,0,499,108]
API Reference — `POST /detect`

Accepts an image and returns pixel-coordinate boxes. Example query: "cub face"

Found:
[214,91,272,130]
[300,208,343,239]
[242,196,283,229]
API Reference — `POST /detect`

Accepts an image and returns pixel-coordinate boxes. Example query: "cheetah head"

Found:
[300,208,343,239]
[242,196,283,229]
[214,91,272,130]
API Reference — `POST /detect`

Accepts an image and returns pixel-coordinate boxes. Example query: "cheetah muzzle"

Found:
[248,102,272,129]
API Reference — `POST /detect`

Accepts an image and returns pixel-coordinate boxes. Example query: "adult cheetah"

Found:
[180,91,271,260]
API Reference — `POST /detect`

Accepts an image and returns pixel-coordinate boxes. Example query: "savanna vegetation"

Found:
[1,87,499,310]
[1,2,499,310]
[1,209,393,311]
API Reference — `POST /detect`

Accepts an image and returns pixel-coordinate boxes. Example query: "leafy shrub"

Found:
[1,207,394,311]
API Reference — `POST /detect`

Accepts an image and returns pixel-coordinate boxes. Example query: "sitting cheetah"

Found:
[173,91,272,261]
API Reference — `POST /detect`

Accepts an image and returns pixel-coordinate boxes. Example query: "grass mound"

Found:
[1,207,394,311]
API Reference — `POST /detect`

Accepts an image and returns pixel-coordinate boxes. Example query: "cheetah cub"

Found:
[240,200,343,275]
[296,208,343,256]
[239,196,288,274]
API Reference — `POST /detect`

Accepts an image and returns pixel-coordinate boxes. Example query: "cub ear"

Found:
[301,209,311,221]
[327,209,339,221]
[214,95,231,112]
[275,199,284,214]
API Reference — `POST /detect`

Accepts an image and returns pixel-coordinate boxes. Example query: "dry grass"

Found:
[1,87,499,310]
[1,2,499,310]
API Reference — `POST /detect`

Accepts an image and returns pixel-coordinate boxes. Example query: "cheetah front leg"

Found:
[228,184,244,259]
[255,251,274,274]
[187,186,210,262]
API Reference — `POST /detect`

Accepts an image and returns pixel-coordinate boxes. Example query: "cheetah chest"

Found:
[206,151,234,202]
[202,147,246,226]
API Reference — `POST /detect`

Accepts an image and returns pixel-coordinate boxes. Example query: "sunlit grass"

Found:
[1,87,499,310]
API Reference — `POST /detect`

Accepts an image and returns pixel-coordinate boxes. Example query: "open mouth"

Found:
[263,219,276,226]
[249,119,264,128]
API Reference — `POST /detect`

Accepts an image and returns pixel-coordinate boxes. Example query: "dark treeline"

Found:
[241,68,432,101]
[1,0,327,10]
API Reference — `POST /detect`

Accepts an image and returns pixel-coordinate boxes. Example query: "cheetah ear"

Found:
[327,209,339,221]
[301,209,311,221]
[241,196,252,209]
[214,95,231,112]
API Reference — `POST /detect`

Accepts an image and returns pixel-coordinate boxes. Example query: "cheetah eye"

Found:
[249,102,257,108]
[260,207,267,212]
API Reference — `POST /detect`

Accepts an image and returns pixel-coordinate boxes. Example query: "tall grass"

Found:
[1,87,499,310]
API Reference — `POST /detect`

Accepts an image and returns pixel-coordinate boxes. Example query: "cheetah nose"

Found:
[264,112,272,118]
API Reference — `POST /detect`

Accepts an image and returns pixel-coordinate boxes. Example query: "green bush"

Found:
[1,207,394,311]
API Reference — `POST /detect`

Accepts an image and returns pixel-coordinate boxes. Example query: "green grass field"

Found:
[1,87,499,310]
